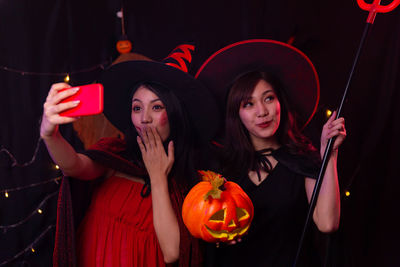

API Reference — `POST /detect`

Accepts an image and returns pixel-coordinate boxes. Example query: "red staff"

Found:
[294,0,400,266]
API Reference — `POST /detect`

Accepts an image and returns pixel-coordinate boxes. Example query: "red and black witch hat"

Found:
[99,44,220,142]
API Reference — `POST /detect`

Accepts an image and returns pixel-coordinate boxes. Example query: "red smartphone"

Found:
[59,83,104,117]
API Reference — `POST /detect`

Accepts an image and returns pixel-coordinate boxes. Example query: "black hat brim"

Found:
[195,39,320,128]
[98,60,220,142]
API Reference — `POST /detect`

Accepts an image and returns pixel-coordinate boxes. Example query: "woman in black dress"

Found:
[196,40,346,266]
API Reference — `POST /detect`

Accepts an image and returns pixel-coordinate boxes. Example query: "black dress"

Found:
[205,146,322,267]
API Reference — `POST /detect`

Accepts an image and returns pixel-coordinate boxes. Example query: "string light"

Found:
[0,137,41,168]
[0,60,109,77]
[0,191,58,230]
[0,176,61,197]
[326,109,332,117]
[0,58,111,266]
[0,224,55,266]
[54,165,60,170]
[0,139,60,265]
[345,190,351,197]
[0,51,110,267]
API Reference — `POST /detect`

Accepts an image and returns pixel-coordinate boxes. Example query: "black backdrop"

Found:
[1,0,399,266]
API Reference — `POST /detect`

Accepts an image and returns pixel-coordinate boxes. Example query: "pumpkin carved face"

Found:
[116,39,132,54]
[182,170,254,242]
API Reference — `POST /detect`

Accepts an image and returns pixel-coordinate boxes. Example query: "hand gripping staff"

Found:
[293,1,400,266]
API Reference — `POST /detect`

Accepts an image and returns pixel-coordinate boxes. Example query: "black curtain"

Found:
[1,0,399,266]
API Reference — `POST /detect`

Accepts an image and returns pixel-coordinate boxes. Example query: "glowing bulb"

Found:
[64,74,70,83]
[38,209,43,214]
[31,248,35,253]
[55,165,60,170]
[326,109,332,118]
[345,191,350,197]
[5,192,9,198]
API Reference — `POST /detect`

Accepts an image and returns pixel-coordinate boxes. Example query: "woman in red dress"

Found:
[40,45,219,266]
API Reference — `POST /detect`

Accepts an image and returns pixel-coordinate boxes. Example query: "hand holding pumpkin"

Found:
[182,170,254,243]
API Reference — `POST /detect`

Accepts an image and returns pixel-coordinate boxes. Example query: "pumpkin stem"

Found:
[198,170,226,200]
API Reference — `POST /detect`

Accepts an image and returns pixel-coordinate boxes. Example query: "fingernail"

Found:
[72,87,80,92]
[73,100,80,105]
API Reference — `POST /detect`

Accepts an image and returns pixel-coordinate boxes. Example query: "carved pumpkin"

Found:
[182,170,254,242]
[116,39,132,54]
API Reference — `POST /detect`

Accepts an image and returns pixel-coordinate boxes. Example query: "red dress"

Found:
[53,137,202,267]
[76,176,165,267]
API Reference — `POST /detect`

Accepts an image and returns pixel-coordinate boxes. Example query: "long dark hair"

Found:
[122,82,198,189]
[222,71,316,179]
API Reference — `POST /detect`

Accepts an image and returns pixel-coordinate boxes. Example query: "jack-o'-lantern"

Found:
[116,39,132,54]
[182,170,254,243]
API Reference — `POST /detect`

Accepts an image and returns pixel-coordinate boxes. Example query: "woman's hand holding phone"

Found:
[40,82,104,139]
[59,83,103,117]
[40,83,80,139]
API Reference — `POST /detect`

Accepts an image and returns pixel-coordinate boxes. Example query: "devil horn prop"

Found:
[293,1,400,266]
